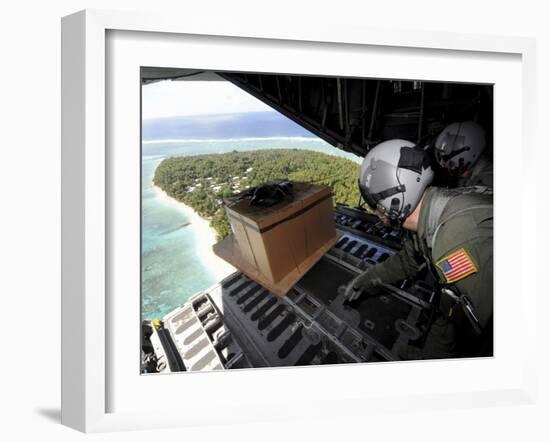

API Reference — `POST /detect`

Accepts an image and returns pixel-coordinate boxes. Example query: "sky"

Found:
[141,79,275,120]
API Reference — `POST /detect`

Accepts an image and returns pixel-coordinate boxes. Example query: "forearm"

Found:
[370,239,423,284]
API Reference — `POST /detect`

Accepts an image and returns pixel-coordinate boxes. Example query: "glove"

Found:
[344,270,383,302]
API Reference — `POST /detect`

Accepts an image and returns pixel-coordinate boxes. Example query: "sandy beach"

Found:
[152,184,236,280]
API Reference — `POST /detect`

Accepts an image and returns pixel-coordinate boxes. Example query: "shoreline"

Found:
[152,183,236,280]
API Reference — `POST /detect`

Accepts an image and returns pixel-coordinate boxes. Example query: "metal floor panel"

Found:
[142,205,442,373]
[296,257,354,306]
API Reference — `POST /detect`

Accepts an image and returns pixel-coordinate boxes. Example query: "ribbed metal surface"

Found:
[142,205,440,372]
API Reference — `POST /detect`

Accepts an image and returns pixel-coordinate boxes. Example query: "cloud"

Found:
[142,80,275,120]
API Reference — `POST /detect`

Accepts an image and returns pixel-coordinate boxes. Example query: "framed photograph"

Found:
[61,9,537,433]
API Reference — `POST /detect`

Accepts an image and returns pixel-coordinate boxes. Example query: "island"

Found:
[153,149,361,240]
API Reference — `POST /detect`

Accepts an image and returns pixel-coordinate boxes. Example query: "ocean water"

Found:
[141,118,362,321]
[142,136,361,163]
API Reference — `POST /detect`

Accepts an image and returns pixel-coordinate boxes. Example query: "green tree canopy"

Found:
[153,149,361,240]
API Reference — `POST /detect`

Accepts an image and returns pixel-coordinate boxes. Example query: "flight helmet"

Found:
[358,139,434,222]
[434,121,486,175]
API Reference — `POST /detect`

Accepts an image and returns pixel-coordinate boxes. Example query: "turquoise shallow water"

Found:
[141,137,361,321]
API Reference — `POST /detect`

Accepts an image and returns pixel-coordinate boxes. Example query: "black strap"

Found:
[438,145,471,162]
[370,184,406,203]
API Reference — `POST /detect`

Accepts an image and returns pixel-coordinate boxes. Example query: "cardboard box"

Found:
[222,182,337,285]
[213,232,339,298]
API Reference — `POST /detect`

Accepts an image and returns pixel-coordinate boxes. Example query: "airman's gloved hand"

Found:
[344,269,383,302]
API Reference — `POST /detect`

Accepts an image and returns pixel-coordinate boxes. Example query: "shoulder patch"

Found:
[435,248,478,283]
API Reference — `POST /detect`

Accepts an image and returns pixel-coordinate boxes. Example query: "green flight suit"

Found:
[369,186,493,358]
[457,154,493,188]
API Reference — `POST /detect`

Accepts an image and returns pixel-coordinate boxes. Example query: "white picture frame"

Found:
[61,9,537,433]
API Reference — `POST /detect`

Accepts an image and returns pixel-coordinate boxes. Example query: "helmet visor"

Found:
[435,132,470,163]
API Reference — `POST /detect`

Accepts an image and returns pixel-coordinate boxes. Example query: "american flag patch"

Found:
[436,248,478,283]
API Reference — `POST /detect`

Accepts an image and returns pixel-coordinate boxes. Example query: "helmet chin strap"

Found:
[385,199,412,228]
[388,217,402,228]
[389,197,401,220]
[439,145,471,162]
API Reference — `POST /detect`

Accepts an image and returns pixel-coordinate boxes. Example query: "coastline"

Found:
[152,183,236,280]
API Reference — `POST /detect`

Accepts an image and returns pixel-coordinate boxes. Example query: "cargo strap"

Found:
[240,219,261,271]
